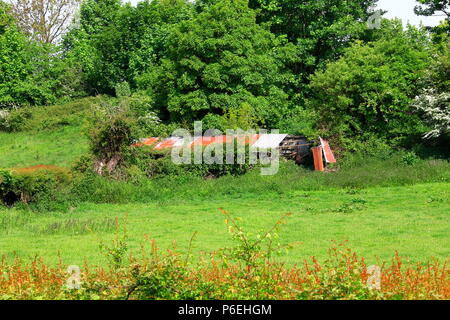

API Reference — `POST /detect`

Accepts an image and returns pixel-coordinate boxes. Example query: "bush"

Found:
[115,82,131,98]
[123,138,260,180]
[277,107,318,138]
[0,166,72,207]
[88,100,139,176]
[0,107,32,132]
[123,146,184,180]
[183,142,258,178]
[401,151,420,166]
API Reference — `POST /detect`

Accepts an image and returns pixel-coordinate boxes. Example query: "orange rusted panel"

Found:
[319,137,337,163]
[312,146,324,172]
[241,134,261,145]
[132,137,159,147]
[191,135,233,147]
[154,137,183,150]
[191,134,260,147]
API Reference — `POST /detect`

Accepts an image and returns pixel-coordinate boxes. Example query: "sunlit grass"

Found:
[1,182,448,267]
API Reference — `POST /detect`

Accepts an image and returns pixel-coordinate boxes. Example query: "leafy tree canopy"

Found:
[138,0,298,127]
[64,0,194,94]
[247,0,380,102]
[415,0,449,18]
[308,20,433,145]
[415,0,450,33]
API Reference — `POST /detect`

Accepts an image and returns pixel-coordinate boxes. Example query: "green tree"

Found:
[415,0,450,33]
[247,0,379,103]
[138,0,297,127]
[0,0,84,108]
[415,0,449,21]
[0,1,52,107]
[8,0,80,44]
[63,0,193,95]
[62,0,122,94]
[308,20,432,145]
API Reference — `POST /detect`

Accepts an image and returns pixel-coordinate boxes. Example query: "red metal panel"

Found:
[242,134,261,146]
[312,146,325,171]
[132,137,159,147]
[320,137,337,163]
[155,137,181,150]
[191,134,261,147]
[191,135,233,147]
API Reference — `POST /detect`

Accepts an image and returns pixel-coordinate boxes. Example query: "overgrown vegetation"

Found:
[0,0,449,300]
[0,215,448,300]
[1,0,448,149]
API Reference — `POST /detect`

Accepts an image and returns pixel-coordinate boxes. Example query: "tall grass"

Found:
[69,155,450,206]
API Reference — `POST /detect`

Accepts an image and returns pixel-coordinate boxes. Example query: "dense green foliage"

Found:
[138,0,296,126]
[308,21,434,145]
[63,0,194,94]
[1,0,449,150]
[248,0,379,103]
[0,2,53,107]
[1,0,449,301]
[0,1,86,108]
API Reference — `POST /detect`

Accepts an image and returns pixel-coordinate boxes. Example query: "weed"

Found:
[334,198,368,213]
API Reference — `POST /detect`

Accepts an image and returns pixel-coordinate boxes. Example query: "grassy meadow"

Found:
[1,0,449,300]
[0,100,449,275]
[0,182,449,267]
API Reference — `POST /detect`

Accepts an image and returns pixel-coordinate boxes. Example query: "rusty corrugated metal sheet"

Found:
[191,135,233,147]
[132,137,159,147]
[154,137,184,150]
[319,137,337,163]
[133,134,336,166]
[135,134,305,151]
[191,134,261,147]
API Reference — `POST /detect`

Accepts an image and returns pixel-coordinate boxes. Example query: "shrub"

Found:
[0,166,72,206]
[88,101,139,176]
[277,107,318,138]
[183,142,258,178]
[123,146,184,180]
[0,107,32,132]
[401,151,420,166]
[114,82,131,98]
[413,90,450,140]
[118,136,260,181]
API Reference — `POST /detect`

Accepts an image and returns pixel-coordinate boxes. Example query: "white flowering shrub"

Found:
[138,112,161,126]
[0,109,11,131]
[413,89,450,139]
[137,111,163,135]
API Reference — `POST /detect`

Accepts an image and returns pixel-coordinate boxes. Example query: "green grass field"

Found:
[0,99,449,268]
[0,126,89,168]
[0,182,448,266]
[0,97,96,168]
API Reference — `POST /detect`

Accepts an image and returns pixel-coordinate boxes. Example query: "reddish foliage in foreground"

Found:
[0,244,448,300]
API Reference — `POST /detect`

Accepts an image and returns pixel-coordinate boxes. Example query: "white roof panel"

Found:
[252,134,288,149]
